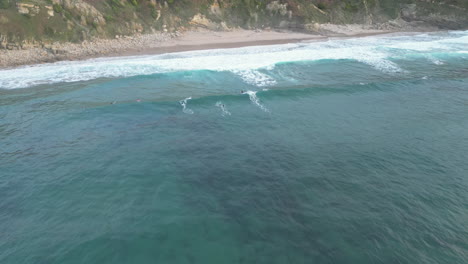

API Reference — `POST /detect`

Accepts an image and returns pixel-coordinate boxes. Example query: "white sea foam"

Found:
[232,70,277,87]
[243,90,269,112]
[215,101,231,116]
[1,31,467,89]
[426,55,445,65]
[179,97,193,114]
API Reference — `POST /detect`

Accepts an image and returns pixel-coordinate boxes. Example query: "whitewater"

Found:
[0,31,466,89]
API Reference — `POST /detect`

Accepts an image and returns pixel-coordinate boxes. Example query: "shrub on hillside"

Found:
[53,4,63,13]
[0,0,10,9]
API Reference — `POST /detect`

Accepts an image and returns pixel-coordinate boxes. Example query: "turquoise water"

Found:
[1,31,468,263]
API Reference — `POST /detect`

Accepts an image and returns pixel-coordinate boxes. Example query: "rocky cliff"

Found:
[0,0,467,49]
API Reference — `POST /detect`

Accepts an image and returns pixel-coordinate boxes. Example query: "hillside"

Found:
[1,0,467,49]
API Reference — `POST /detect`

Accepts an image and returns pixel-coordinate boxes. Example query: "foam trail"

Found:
[179,97,194,114]
[243,91,269,112]
[215,101,231,116]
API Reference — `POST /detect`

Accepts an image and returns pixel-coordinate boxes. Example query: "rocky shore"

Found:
[1,0,466,69]
[0,32,176,68]
[0,20,443,69]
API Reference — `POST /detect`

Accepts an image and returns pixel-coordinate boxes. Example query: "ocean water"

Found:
[1,31,468,264]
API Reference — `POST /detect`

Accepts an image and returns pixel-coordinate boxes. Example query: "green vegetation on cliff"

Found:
[0,0,467,48]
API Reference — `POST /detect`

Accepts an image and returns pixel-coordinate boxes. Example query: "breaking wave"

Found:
[0,30,467,89]
[231,69,277,87]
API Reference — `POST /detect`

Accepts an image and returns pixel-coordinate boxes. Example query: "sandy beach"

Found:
[114,30,328,57]
[0,28,399,69]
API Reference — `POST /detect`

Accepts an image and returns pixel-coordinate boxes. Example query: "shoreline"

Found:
[0,27,428,69]
[80,30,329,61]
[109,30,401,58]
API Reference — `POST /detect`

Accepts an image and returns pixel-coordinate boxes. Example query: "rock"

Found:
[304,23,321,32]
[66,20,74,30]
[80,16,87,26]
[209,0,222,17]
[6,43,19,50]
[252,12,258,24]
[45,6,54,17]
[58,0,106,26]
[16,3,40,16]
[310,4,326,15]
[155,9,161,21]
[278,21,301,30]
[266,1,288,16]
[386,18,405,29]
[220,22,229,31]
[0,35,8,49]
[0,15,9,24]
[401,4,418,21]
[279,20,289,28]
[131,22,143,33]
[190,13,219,30]
[21,40,36,49]
[80,31,88,41]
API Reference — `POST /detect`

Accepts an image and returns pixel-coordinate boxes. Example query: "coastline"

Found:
[106,30,328,58]
[0,27,413,69]
[0,29,328,69]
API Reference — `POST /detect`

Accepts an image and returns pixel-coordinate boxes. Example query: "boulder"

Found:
[16,3,40,16]
[401,4,417,21]
[209,0,222,17]
[190,13,219,30]
[0,34,8,49]
[57,0,106,26]
[45,6,54,17]
[266,1,288,16]
[0,15,9,24]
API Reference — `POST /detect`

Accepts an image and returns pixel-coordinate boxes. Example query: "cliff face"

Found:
[0,0,467,49]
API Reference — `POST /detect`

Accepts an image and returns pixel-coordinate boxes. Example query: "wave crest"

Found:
[1,31,467,89]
